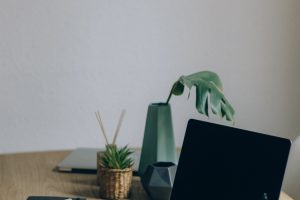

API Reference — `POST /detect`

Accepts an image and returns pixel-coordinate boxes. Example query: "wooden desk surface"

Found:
[0,150,294,200]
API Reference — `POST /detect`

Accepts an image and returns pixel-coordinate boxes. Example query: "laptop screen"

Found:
[171,119,291,200]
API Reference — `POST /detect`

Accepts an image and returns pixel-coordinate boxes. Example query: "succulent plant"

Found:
[99,145,134,169]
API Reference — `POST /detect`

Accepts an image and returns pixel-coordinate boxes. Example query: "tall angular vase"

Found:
[138,103,177,175]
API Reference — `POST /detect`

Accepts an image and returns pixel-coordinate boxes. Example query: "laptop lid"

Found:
[171,119,291,200]
[57,148,103,172]
[56,147,141,173]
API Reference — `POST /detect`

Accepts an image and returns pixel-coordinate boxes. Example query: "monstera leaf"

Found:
[166,71,235,121]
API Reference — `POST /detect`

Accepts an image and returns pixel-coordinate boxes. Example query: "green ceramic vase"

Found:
[138,103,178,175]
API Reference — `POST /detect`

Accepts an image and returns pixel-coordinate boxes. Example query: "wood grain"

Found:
[0,150,293,200]
[0,151,149,200]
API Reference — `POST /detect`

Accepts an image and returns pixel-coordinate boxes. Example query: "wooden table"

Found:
[0,150,294,200]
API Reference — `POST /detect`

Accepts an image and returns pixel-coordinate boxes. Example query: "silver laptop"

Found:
[57,147,141,173]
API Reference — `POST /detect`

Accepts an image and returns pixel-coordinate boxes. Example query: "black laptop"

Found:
[171,119,291,200]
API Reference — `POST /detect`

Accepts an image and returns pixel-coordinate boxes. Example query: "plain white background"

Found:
[0,0,299,153]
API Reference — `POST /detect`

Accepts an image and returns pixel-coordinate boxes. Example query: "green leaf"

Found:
[180,71,223,90]
[168,71,235,121]
[195,81,209,116]
[99,145,134,169]
[171,81,184,96]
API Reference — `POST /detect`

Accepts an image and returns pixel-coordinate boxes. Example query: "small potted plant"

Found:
[98,144,134,199]
[95,110,134,199]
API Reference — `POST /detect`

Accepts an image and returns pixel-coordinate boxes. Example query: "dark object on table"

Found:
[170,119,291,200]
[141,162,177,200]
[27,196,85,200]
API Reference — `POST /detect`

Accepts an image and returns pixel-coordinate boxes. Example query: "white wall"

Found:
[0,0,299,153]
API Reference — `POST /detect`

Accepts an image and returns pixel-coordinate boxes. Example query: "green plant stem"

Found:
[166,90,173,104]
[166,81,179,104]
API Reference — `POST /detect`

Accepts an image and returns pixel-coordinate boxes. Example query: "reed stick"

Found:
[95,111,109,145]
[112,110,126,145]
